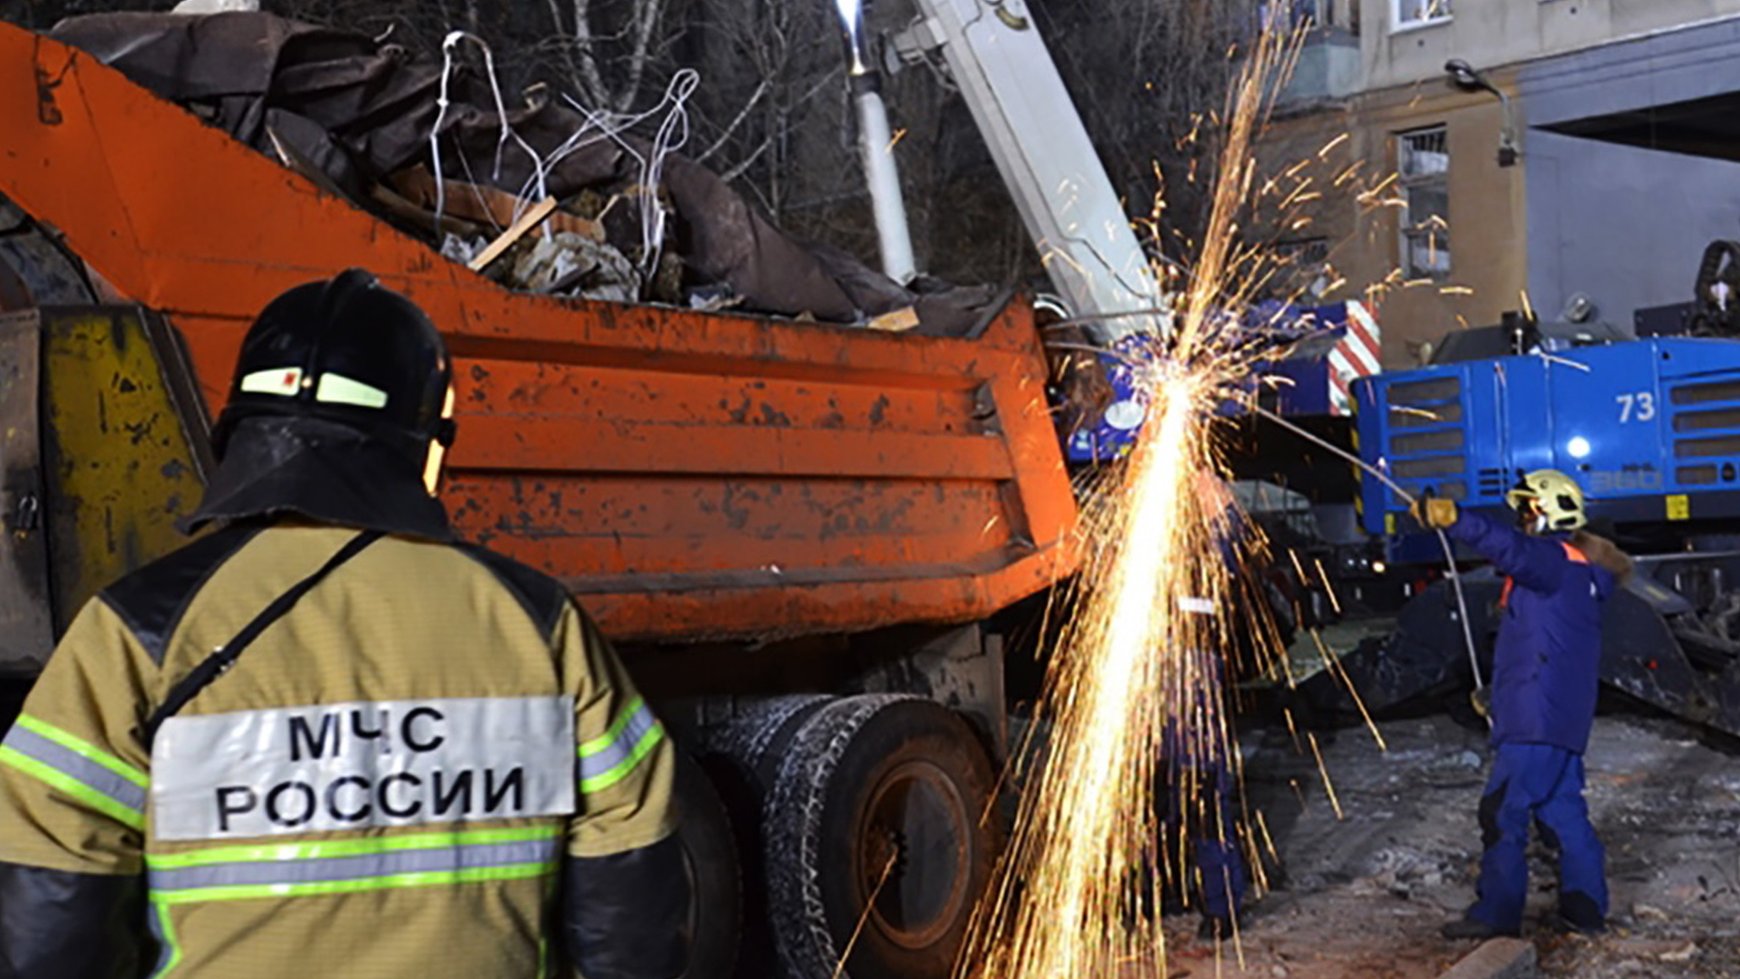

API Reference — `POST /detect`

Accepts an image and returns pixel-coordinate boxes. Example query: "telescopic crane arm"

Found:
[875,0,1167,341]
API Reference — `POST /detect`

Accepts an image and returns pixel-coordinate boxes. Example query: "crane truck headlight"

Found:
[1103,399,1146,431]
[1567,436,1592,459]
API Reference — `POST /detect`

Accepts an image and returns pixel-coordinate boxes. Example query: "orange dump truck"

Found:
[0,22,1078,979]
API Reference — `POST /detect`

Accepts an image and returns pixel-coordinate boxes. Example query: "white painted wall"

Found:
[1357,0,1740,91]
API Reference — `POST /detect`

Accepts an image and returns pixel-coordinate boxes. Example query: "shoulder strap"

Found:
[143,530,383,749]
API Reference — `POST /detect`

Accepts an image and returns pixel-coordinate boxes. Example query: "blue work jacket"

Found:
[1448,510,1617,754]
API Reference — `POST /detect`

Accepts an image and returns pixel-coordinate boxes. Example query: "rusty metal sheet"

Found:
[0,311,53,675]
[39,307,207,632]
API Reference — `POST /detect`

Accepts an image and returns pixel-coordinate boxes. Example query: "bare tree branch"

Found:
[697,76,772,164]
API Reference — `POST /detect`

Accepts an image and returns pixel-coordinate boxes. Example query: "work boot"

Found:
[1440,915,1517,940]
[1548,912,1606,936]
[1197,913,1237,942]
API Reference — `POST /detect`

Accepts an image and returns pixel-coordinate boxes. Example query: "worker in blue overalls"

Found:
[1158,651,1246,942]
[1414,469,1631,939]
[1161,472,1250,943]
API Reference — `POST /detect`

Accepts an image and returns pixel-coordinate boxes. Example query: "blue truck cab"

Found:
[1356,338,1740,563]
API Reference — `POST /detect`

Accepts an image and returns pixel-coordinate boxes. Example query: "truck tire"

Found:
[695,695,832,979]
[706,695,834,789]
[674,751,742,979]
[766,695,997,979]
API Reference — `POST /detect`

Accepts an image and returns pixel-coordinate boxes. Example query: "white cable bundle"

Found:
[553,69,701,275]
[430,32,551,236]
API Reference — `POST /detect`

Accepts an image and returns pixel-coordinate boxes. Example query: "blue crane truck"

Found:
[1332,330,1740,737]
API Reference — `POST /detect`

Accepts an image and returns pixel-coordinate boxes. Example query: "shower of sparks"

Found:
[1309,628,1386,751]
[1305,731,1343,820]
[955,27,1309,979]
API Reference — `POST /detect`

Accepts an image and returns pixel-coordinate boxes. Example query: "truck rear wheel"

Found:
[694,695,833,978]
[674,751,742,979]
[766,695,997,979]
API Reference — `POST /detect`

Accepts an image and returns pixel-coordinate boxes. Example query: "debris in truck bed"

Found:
[48,11,999,334]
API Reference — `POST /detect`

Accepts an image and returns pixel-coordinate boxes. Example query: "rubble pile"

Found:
[51,11,999,334]
[1211,713,1740,978]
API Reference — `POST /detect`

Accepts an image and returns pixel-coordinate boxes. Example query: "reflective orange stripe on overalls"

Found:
[1499,541,1589,608]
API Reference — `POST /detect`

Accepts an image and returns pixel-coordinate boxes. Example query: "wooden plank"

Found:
[468,197,559,271]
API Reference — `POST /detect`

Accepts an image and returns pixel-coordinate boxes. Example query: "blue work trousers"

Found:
[1162,762,1246,920]
[1470,743,1607,932]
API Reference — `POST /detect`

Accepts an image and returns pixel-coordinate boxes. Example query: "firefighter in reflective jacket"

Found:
[0,270,689,978]
[1413,470,1631,940]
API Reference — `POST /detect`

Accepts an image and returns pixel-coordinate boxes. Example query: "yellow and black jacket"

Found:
[0,520,684,978]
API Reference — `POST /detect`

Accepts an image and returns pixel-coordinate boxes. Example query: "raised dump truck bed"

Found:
[0,22,1076,651]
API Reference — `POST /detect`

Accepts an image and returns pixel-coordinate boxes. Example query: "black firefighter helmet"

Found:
[213,268,454,460]
[187,269,457,539]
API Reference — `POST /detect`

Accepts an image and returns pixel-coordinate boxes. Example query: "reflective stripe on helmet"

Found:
[238,368,303,397]
[315,373,390,409]
[146,825,561,905]
[239,368,389,409]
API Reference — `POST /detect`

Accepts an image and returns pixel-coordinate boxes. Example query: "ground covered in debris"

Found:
[1156,711,1740,978]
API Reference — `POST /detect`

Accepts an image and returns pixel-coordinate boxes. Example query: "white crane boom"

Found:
[888,0,1166,340]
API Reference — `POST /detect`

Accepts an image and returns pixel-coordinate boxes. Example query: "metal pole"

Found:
[835,0,918,284]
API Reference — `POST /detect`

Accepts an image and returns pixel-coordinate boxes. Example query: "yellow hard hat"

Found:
[1505,469,1586,531]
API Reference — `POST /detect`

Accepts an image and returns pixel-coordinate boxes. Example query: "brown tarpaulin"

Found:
[50,11,997,334]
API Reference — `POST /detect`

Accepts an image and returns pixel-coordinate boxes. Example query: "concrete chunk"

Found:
[1438,938,1536,979]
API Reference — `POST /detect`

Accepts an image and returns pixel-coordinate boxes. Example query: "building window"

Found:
[1393,0,1451,29]
[1262,0,1321,30]
[1275,237,1330,266]
[1398,126,1450,279]
[1271,237,1333,299]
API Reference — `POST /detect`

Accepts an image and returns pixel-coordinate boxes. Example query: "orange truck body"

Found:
[0,23,1079,645]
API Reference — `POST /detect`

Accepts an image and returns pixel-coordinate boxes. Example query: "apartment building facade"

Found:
[1264,0,1740,366]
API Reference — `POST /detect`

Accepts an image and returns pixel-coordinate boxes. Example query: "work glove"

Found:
[1410,497,1458,529]
[1470,684,1491,719]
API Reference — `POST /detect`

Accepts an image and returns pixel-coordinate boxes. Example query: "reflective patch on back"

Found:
[151,696,575,841]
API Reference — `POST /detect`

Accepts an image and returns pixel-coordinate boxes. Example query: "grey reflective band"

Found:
[576,699,662,793]
[147,900,184,977]
[0,719,147,827]
[150,839,557,893]
[146,828,561,905]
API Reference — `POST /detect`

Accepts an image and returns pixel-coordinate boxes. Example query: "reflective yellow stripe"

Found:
[149,862,555,906]
[578,722,664,794]
[147,824,561,870]
[147,900,183,978]
[16,714,148,787]
[0,746,144,829]
[579,697,646,757]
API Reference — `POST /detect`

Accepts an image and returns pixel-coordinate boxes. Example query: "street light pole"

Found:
[1444,59,1519,168]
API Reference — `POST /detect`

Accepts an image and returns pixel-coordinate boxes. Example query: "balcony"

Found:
[1277,25,1361,108]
